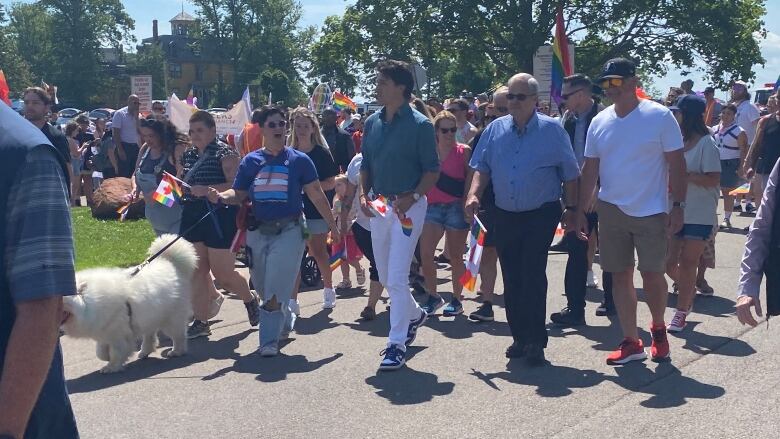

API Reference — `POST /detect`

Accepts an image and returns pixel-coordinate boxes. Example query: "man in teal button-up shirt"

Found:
[359,60,440,371]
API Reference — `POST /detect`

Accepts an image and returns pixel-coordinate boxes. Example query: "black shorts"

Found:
[478,204,497,247]
[180,200,238,249]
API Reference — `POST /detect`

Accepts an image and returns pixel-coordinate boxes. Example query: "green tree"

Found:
[345,0,766,92]
[192,0,313,106]
[0,2,34,92]
[308,12,370,96]
[35,0,135,105]
[7,2,55,87]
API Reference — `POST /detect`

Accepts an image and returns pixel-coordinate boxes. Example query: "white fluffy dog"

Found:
[62,234,198,374]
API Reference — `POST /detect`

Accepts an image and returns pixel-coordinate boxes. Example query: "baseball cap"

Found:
[352,113,362,121]
[669,95,705,116]
[597,58,636,81]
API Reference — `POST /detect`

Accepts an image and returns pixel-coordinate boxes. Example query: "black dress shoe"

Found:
[505,342,526,358]
[525,345,546,367]
[550,307,586,327]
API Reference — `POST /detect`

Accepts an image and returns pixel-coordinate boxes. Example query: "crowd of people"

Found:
[2,57,780,437]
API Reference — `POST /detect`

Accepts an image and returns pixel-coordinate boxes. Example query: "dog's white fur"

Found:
[62,234,197,373]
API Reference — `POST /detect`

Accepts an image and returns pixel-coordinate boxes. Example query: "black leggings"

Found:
[351,222,379,282]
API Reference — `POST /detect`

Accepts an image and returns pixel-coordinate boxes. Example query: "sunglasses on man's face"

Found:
[506,93,535,101]
[447,107,462,113]
[599,78,624,89]
[560,88,586,100]
[439,127,457,134]
[266,120,287,129]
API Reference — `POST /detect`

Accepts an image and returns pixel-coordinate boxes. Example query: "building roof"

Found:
[170,11,196,22]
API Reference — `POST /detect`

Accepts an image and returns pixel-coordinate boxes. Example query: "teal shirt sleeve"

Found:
[417,119,440,173]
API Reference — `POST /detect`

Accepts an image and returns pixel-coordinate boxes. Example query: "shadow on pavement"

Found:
[670,321,756,357]
[547,317,623,351]
[365,348,455,405]
[424,314,512,340]
[472,361,606,397]
[202,351,344,383]
[294,308,340,336]
[66,329,254,394]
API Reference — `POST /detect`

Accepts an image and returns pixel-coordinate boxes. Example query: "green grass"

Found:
[72,207,156,270]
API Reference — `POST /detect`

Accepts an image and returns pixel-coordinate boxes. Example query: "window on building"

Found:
[195,65,204,81]
[168,63,182,78]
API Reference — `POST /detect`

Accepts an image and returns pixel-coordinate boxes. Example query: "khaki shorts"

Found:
[597,200,668,273]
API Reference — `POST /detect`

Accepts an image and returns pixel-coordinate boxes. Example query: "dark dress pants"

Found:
[495,201,561,349]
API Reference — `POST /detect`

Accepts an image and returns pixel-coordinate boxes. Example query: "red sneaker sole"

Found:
[606,351,647,365]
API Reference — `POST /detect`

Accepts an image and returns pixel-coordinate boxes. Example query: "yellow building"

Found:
[141,12,234,105]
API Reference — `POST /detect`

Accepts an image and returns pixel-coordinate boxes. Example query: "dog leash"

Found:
[129,207,216,277]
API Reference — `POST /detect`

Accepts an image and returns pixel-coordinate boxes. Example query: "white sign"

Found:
[131,75,153,113]
[168,93,249,137]
[532,44,575,108]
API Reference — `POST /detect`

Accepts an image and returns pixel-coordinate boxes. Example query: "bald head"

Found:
[506,73,539,125]
[128,94,140,114]
[508,73,540,95]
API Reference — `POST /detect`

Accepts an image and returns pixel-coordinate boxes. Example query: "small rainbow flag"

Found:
[400,217,413,237]
[459,216,487,292]
[332,91,357,112]
[152,172,183,207]
[329,246,345,271]
[117,203,130,222]
[729,183,751,196]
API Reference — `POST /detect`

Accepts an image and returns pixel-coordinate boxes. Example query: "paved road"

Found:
[63,211,780,438]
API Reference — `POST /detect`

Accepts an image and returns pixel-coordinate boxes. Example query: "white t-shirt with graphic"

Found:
[585,99,684,217]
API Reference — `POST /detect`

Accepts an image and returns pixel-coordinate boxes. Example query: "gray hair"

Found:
[508,73,539,94]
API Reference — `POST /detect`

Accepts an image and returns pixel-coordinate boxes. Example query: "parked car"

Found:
[58,107,81,118]
[11,99,24,114]
[89,108,114,121]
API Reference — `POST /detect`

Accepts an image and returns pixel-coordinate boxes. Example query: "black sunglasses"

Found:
[439,127,457,134]
[506,93,535,101]
[267,120,287,129]
[560,88,586,100]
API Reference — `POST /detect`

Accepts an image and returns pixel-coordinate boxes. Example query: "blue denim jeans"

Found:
[246,223,306,349]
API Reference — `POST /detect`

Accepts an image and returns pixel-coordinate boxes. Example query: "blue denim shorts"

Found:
[425,201,469,230]
[675,224,714,241]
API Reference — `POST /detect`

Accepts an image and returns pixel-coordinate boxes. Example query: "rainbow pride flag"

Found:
[332,91,357,111]
[152,172,183,207]
[329,246,345,271]
[729,182,751,196]
[550,6,572,106]
[400,217,413,237]
[459,216,487,292]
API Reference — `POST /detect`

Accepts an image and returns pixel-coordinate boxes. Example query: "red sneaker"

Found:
[606,338,647,365]
[650,324,670,361]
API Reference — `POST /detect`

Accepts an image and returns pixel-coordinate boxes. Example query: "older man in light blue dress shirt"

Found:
[466,73,580,366]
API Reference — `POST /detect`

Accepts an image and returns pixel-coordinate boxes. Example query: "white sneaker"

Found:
[586,271,599,288]
[207,292,225,319]
[356,267,366,286]
[667,310,688,333]
[323,287,337,309]
[336,280,352,289]
[289,299,300,316]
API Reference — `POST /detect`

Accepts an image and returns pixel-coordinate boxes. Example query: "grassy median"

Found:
[71,207,156,271]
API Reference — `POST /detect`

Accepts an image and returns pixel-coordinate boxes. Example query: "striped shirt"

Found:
[6,146,76,301]
[182,139,239,187]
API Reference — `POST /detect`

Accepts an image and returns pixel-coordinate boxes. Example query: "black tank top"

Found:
[758,116,780,175]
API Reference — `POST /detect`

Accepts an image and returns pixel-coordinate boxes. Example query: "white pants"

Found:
[370,197,427,349]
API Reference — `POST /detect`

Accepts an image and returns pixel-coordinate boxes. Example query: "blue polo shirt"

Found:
[470,112,580,212]
[233,147,319,221]
[360,104,439,196]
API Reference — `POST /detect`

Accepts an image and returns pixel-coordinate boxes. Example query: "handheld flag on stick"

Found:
[729,182,751,196]
[152,172,183,207]
[370,195,388,217]
[0,70,10,105]
[459,216,487,292]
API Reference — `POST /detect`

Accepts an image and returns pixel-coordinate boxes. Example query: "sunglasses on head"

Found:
[439,127,457,134]
[599,78,624,89]
[561,88,586,100]
[506,93,535,101]
[266,120,287,129]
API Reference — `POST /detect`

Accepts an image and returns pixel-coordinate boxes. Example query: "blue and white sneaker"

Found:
[379,344,406,371]
[405,309,428,347]
[420,294,445,316]
[442,298,464,316]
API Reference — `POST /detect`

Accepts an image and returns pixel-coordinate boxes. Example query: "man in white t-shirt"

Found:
[732,81,761,213]
[576,58,687,365]
[111,94,141,178]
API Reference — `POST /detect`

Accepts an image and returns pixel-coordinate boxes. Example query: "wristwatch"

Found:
[672,201,686,209]
[412,192,421,201]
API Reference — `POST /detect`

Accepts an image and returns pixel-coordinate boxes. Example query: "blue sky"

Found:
[24,0,780,99]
